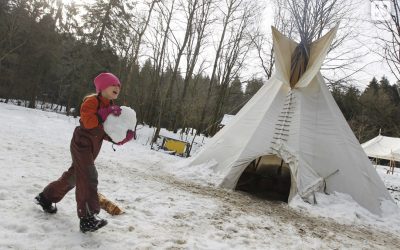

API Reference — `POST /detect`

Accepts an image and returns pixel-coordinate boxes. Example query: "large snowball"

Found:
[103,106,136,143]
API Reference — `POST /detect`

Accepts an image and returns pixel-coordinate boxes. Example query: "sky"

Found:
[347,0,397,87]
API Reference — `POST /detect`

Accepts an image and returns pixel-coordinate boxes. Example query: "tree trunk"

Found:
[164,0,199,132]
[96,0,114,48]
[151,0,175,144]
[172,0,212,132]
[124,0,157,104]
[199,0,236,131]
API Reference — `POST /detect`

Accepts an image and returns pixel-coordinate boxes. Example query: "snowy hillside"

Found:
[1,102,400,249]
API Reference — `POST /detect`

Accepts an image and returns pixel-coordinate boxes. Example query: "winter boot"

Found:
[35,193,57,214]
[80,215,108,233]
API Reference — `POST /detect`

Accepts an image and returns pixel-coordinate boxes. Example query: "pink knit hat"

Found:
[94,72,121,93]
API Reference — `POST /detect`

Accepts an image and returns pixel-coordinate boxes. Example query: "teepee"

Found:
[190,25,395,215]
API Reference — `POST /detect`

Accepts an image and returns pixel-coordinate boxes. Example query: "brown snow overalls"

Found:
[42,94,112,218]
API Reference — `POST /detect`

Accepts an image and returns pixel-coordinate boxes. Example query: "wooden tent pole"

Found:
[390,159,395,175]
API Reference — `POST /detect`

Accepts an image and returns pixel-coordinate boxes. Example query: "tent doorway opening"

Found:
[235,155,291,202]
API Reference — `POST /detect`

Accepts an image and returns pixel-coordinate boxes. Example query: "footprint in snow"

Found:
[80,240,101,249]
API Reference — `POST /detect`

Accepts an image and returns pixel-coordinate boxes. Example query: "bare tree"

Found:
[208,1,259,135]
[172,0,214,132]
[163,0,200,128]
[122,0,159,104]
[149,0,176,144]
[199,0,245,132]
[370,0,400,81]
[287,0,365,83]
[251,0,294,79]
[133,0,159,65]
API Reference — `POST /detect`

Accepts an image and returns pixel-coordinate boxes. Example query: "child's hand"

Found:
[98,105,122,122]
[110,105,122,116]
[117,130,135,145]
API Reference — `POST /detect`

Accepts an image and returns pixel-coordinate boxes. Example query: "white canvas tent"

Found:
[362,135,400,162]
[362,135,400,174]
[190,26,395,215]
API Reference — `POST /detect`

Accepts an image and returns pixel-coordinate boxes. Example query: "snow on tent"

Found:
[218,114,235,131]
[189,25,395,215]
[220,114,235,127]
[361,134,400,174]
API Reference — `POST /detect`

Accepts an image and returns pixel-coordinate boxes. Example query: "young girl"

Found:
[35,72,134,233]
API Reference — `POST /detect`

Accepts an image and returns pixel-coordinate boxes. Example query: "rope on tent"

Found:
[271,90,296,152]
[322,169,340,195]
[387,187,400,193]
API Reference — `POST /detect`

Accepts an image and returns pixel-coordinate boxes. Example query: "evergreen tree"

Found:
[245,78,263,96]
[365,77,379,94]
[225,76,244,115]
[82,0,133,50]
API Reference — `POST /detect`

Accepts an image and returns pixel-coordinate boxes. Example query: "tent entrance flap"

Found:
[235,155,291,202]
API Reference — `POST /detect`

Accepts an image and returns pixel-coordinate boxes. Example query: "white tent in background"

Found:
[361,135,400,162]
[190,25,395,215]
[394,149,400,160]
[362,134,400,174]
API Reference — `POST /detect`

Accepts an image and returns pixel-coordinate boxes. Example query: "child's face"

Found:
[101,84,120,100]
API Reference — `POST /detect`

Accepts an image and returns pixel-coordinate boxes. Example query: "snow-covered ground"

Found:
[376,165,400,205]
[1,102,400,249]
